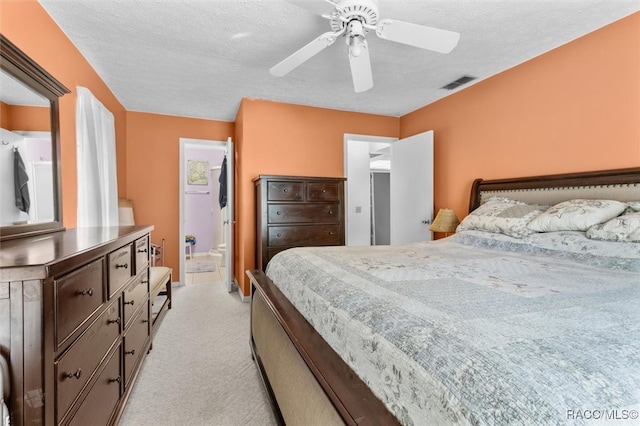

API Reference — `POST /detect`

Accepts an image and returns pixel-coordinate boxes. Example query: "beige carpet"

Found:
[119,281,277,426]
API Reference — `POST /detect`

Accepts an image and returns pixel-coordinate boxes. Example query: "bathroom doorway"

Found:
[179,137,235,292]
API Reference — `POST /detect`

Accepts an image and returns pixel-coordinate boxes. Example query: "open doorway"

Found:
[344,134,396,246]
[179,138,235,292]
[344,132,434,246]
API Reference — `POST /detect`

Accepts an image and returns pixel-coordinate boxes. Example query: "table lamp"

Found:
[429,208,460,236]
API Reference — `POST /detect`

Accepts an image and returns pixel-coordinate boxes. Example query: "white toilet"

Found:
[217,243,226,264]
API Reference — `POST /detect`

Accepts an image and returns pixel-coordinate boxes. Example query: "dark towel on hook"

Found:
[14,148,30,213]
[218,155,227,209]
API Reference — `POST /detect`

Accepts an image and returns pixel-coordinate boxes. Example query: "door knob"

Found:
[422,219,431,224]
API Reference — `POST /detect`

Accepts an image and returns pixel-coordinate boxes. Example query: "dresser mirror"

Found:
[0,34,70,240]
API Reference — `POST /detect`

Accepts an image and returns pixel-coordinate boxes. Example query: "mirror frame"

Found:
[0,34,70,241]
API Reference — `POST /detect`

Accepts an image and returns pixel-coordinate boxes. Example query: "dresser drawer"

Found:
[123,301,150,386]
[134,235,149,274]
[55,259,105,348]
[67,345,121,426]
[123,273,149,328]
[306,182,340,201]
[108,245,133,298]
[267,181,304,201]
[55,301,120,421]
[268,225,341,247]
[268,204,340,224]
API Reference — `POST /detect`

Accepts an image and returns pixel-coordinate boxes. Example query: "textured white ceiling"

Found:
[37,0,640,122]
[0,71,50,106]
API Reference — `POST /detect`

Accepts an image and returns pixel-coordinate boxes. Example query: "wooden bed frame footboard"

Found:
[247,269,400,426]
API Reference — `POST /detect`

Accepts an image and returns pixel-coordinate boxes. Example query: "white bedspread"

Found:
[265,231,640,425]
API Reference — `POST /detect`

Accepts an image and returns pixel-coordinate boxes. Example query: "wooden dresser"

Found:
[0,226,153,426]
[255,175,346,271]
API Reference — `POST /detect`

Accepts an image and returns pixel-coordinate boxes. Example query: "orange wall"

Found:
[125,112,234,276]
[0,102,8,128]
[401,12,640,222]
[235,99,400,294]
[1,0,128,228]
[0,103,50,131]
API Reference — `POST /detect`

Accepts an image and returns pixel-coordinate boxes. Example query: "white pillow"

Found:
[586,211,640,242]
[457,197,548,238]
[625,201,640,213]
[527,199,627,232]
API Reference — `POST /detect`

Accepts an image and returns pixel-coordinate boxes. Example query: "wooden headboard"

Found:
[469,167,640,213]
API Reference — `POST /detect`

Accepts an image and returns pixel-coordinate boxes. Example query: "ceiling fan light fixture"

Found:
[347,19,366,57]
[349,34,366,57]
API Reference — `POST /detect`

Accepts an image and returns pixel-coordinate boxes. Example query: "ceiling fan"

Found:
[270,0,461,93]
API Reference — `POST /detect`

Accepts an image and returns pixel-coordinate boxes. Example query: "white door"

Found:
[224,137,235,293]
[30,161,54,222]
[390,130,434,244]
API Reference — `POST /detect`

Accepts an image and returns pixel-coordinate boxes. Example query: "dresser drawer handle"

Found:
[276,233,282,238]
[107,317,121,325]
[329,231,335,235]
[109,376,122,384]
[115,263,129,269]
[124,300,135,306]
[142,279,149,284]
[328,211,333,215]
[283,189,288,193]
[142,319,149,324]
[322,189,326,193]
[138,248,148,253]
[65,369,82,380]
[77,288,94,297]
[276,211,281,215]
[125,349,136,356]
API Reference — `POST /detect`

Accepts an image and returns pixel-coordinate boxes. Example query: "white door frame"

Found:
[223,137,235,293]
[179,138,231,287]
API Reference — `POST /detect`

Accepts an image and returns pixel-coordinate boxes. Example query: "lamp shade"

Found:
[429,208,460,233]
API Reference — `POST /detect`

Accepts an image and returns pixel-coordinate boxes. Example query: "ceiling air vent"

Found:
[441,75,476,90]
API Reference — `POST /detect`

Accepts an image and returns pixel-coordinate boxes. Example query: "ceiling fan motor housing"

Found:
[330,0,380,32]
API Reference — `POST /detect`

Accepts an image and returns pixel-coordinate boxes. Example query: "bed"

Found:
[246,167,640,426]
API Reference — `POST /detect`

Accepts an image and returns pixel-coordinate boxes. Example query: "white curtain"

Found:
[76,86,119,227]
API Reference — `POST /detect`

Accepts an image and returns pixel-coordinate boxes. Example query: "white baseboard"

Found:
[237,279,250,303]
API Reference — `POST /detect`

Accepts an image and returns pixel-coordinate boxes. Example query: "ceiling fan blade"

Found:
[348,40,373,93]
[285,0,339,16]
[270,31,339,77]
[376,19,460,54]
